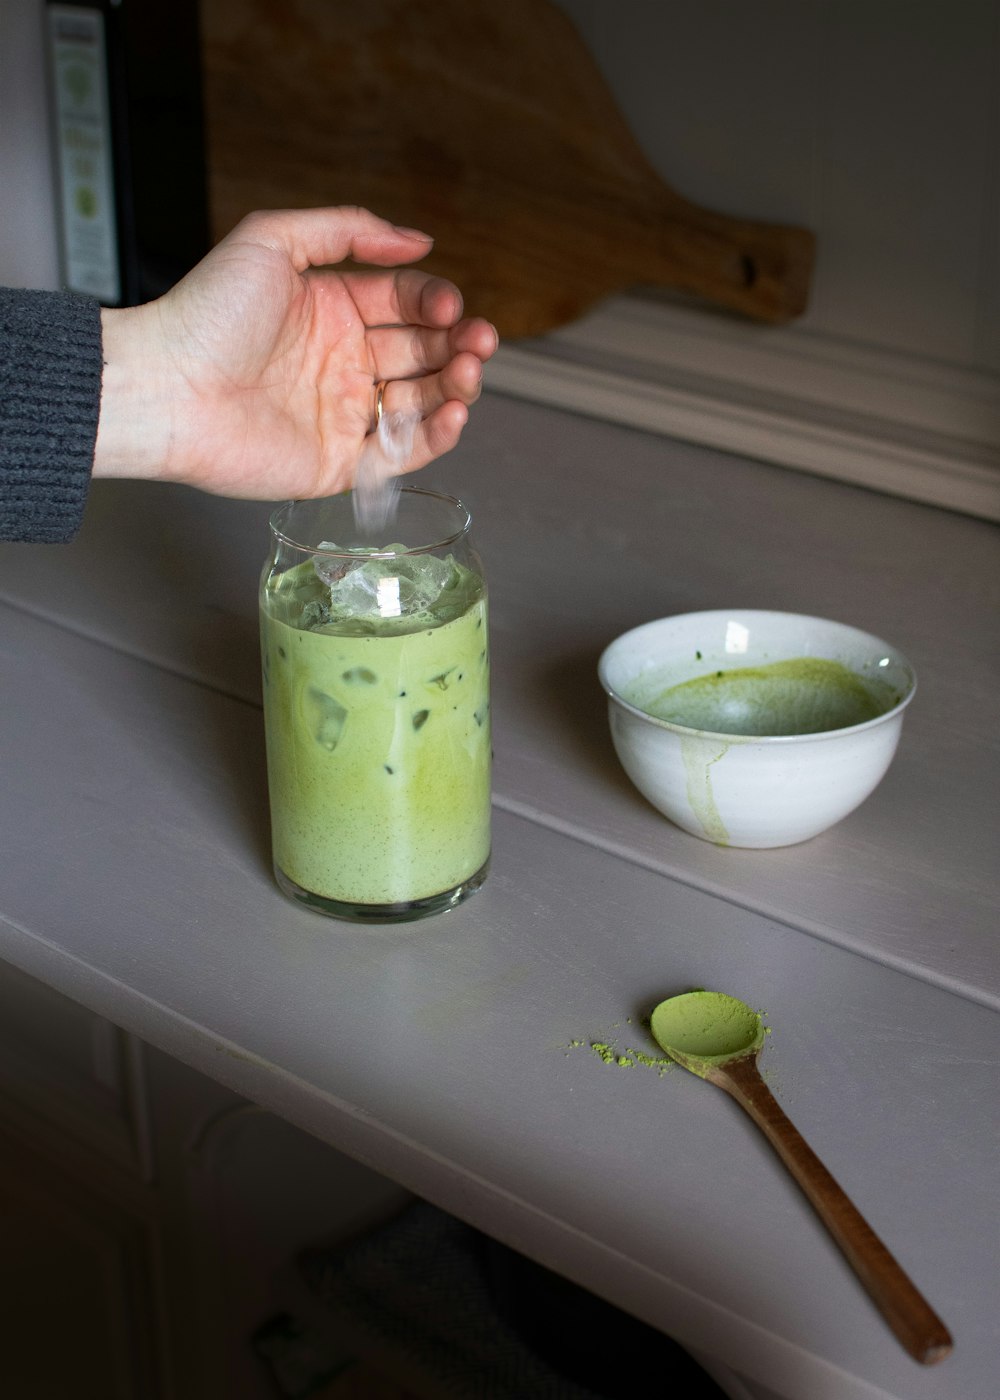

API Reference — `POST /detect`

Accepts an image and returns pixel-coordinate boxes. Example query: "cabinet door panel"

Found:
[0,1131,165,1400]
[0,959,148,1173]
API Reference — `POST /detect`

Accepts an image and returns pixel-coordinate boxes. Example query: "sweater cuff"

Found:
[0,288,103,544]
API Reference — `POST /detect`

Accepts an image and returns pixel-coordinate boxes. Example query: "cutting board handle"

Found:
[651,194,815,324]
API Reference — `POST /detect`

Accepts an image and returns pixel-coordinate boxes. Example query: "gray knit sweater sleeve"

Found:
[0,288,103,544]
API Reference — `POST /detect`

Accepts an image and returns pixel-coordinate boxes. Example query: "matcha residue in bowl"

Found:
[624,657,900,737]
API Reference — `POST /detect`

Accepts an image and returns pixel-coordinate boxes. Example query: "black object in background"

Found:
[44,0,210,306]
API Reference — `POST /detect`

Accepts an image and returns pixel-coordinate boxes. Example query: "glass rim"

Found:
[268,486,472,559]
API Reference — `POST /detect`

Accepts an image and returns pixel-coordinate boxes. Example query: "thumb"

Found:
[220,206,435,272]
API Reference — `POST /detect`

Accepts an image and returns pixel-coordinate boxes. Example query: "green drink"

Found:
[260,489,491,922]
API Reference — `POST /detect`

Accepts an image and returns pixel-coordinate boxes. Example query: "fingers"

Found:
[336,265,471,331]
[225,205,435,273]
[353,345,487,481]
[227,209,469,334]
[367,316,499,382]
[401,401,472,475]
[375,349,487,423]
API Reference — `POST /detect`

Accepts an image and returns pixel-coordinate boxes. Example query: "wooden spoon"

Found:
[200,0,815,337]
[650,991,953,1366]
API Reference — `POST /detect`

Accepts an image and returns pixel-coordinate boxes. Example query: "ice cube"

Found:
[324,552,458,622]
[305,687,347,751]
[313,544,351,589]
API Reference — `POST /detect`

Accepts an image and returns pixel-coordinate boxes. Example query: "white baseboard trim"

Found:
[487,296,1000,523]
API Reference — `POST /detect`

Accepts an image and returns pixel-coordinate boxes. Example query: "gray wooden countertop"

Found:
[1,391,998,1400]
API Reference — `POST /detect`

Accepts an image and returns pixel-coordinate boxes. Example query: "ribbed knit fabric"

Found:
[0,288,103,543]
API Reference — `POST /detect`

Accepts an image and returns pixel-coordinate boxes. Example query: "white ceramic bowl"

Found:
[598,610,916,849]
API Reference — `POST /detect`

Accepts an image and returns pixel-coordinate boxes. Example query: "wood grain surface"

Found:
[200,0,815,336]
[708,1054,953,1367]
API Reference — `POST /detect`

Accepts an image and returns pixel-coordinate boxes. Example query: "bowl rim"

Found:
[597,609,917,745]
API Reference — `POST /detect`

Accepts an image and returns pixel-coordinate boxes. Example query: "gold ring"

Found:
[373,379,388,429]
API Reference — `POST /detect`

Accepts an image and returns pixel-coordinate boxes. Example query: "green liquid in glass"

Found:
[261,557,490,915]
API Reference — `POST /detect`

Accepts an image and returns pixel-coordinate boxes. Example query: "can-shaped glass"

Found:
[259,488,491,922]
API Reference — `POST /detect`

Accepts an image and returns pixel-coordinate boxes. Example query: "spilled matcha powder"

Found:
[570,996,772,1082]
[568,1018,674,1078]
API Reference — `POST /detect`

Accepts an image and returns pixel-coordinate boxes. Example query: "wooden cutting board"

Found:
[201,0,815,338]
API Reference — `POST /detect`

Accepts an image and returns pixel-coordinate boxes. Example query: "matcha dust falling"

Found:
[260,488,491,923]
[651,992,952,1365]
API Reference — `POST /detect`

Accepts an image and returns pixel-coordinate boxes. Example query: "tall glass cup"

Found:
[259,488,491,922]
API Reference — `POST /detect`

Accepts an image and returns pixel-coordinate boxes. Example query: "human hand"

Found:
[94,206,498,499]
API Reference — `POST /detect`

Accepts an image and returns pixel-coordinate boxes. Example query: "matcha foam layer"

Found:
[624,657,900,737]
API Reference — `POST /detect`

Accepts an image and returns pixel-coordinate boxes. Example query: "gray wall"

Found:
[552,0,1000,373]
[1,0,61,290]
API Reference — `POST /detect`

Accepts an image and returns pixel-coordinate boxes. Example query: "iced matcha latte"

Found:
[260,490,491,922]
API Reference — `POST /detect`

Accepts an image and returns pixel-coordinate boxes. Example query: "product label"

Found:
[46,5,121,302]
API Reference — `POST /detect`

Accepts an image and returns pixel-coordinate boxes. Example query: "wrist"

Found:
[94,305,177,482]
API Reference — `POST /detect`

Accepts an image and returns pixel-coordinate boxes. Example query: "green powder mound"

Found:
[624,657,900,736]
[650,991,763,1077]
